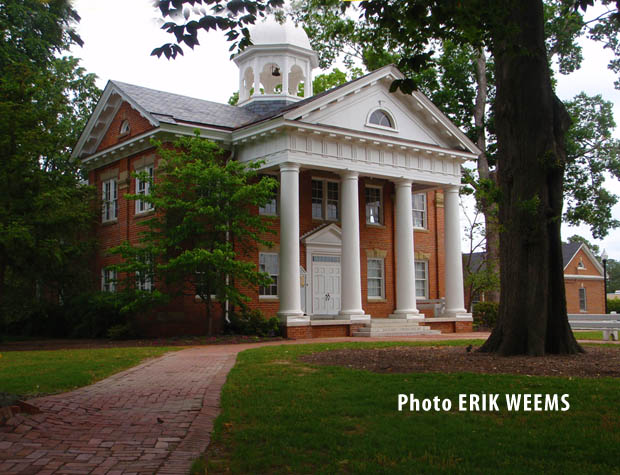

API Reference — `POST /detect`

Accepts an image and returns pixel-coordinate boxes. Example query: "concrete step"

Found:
[353,322,440,337]
[352,329,440,337]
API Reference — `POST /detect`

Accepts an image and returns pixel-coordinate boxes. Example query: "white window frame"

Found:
[101,267,116,293]
[415,260,429,299]
[102,178,118,222]
[365,107,398,131]
[365,185,383,225]
[136,255,153,292]
[579,287,587,312]
[259,252,279,297]
[135,165,154,214]
[311,178,340,221]
[367,258,385,300]
[259,197,278,216]
[120,120,131,135]
[412,192,427,229]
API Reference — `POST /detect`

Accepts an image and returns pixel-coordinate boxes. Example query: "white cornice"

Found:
[564,274,604,281]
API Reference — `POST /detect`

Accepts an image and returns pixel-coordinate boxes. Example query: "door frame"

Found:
[310,253,342,315]
[302,223,343,316]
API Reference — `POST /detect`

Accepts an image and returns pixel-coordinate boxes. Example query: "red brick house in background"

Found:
[73,21,479,338]
[465,242,606,315]
[562,242,605,314]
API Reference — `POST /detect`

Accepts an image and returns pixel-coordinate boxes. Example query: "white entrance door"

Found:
[312,255,341,315]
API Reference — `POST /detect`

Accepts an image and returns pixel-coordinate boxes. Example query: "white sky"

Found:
[69,0,620,260]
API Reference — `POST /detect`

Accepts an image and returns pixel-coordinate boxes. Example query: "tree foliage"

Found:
[112,134,278,334]
[0,0,100,331]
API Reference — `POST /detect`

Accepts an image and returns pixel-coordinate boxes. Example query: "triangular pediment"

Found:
[283,65,478,154]
[301,223,342,246]
[72,81,158,159]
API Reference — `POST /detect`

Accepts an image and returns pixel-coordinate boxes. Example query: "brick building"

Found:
[73,21,478,338]
[465,242,606,315]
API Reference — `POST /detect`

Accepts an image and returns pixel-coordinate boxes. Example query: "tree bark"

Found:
[479,0,582,355]
[473,48,500,304]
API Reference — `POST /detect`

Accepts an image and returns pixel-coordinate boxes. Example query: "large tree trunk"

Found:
[473,47,500,304]
[479,0,582,355]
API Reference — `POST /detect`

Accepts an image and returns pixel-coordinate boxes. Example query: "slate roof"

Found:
[562,242,582,268]
[111,81,261,129]
[463,243,586,272]
[110,67,385,131]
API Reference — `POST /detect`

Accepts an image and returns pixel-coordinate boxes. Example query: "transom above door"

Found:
[312,255,341,315]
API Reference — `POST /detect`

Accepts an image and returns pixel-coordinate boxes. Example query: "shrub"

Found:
[473,301,499,329]
[226,308,281,337]
[106,323,137,340]
[607,298,620,314]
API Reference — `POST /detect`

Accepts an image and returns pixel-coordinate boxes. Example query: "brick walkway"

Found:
[0,332,496,474]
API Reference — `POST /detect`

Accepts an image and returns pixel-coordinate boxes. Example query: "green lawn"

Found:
[0,346,176,396]
[573,330,604,340]
[205,341,620,474]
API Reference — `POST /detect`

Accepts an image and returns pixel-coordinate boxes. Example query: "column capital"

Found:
[279,162,300,173]
[340,170,359,180]
[393,178,413,188]
[444,184,461,194]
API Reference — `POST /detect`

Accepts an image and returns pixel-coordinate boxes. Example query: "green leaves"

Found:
[112,133,278,328]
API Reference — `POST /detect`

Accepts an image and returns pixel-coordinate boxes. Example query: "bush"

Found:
[473,301,499,329]
[607,298,620,314]
[226,308,281,337]
[106,322,137,340]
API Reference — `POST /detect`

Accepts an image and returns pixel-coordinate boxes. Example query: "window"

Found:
[327,182,339,220]
[415,260,428,298]
[135,165,154,214]
[412,193,427,228]
[102,178,118,222]
[577,258,585,269]
[365,186,382,224]
[101,267,116,293]
[259,197,278,216]
[367,258,385,299]
[259,176,278,216]
[259,253,279,296]
[579,287,587,311]
[312,179,339,221]
[120,120,131,135]
[136,255,153,292]
[368,109,394,128]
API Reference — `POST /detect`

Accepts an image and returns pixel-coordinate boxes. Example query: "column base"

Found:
[338,312,371,321]
[389,311,424,322]
[441,310,473,321]
[278,312,309,325]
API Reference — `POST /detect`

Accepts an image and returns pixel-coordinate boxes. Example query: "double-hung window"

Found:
[579,288,587,312]
[135,165,154,214]
[365,186,382,224]
[312,179,339,220]
[259,197,278,216]
[136,255,153,292]
[259,252,279,296]
[415,260,428,298]
[367,258,385,299]
[102,178,118,222]
[412,193,427,229]
[101,267,116,293]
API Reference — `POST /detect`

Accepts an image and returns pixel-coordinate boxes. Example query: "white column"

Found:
[253,58,260,97]
[278,163,305,322]
[390,180,421,320]
[304,61,312,98]
[282,56,289,98]
[444,185,468,315]
[339,171,368,320]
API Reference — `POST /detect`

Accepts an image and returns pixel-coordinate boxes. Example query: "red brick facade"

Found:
[564,248,605,314]
[90,101,463,337]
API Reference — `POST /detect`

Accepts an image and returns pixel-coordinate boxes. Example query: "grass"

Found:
[573,330,604,340]
[0,346,176,397]
[205,340,620,474]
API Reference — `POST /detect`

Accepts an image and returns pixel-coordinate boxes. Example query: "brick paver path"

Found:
[0,333,491,474]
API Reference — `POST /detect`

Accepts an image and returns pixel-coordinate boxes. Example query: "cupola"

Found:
[233,19,319,113]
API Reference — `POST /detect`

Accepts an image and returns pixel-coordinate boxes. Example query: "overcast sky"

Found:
[70,0,620,260]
